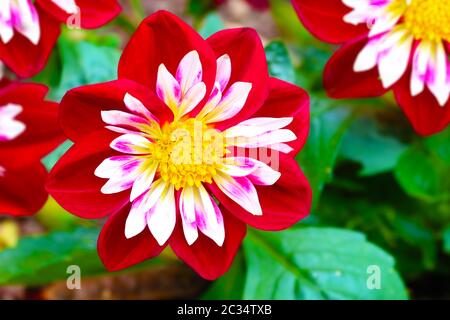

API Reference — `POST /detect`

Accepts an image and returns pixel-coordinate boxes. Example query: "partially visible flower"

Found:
[0,81,64,216]
[0,0,121,78]
[47,11,311,280]
[292,0,450,136]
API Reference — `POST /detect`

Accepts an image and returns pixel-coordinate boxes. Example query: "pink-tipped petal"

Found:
[110,134,151,154]
[216,54,231,91]
[176,50,203,96]
[124,93,158,122]
[156,64,181,110]
[204,82,252,124]
[213,173,262,216]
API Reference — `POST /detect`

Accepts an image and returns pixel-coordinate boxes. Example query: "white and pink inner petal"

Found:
[0,0,41,45]
[0,103,26,141]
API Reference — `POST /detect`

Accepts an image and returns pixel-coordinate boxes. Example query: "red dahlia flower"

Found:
[47,11,311,280]
[0,81,64,216]
[0,0,121,78]
[292,0,450,136]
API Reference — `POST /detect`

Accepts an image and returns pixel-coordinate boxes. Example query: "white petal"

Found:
[0,1,13,44]
[0,103,25,141]
[220,157,281,186]
[156,64,181,110]
[110,134,151,154]
[266,142,294,153]
[125,195,147,239]
[130,162,158,201]
[178,82,206,117]
[147,183,176,245]
[100,158,149,194]
[15,0,41,45]
[101,110,151,133]
[354,37,380,72]
[196,83,222,119]
[368,12,401,37]
[378,30,413,88]
[213,173,262,216]
[94,155,138,179]
[225,117,293,138]
[104,125,143,136]
[196,185,224,246]
[247,161,281,186]
[51,0,78,14]
[204,82,252,124]
[216,54,231,91]
[220,157,259,177]
[139,179,168,213]
[179,186,199,245]
[426,42,450,106]
[176,50,203,96]
[228,129,296,150]
[124,93,158,122]
[410,42,431,96]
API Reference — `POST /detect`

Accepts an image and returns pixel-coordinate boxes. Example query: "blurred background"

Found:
[0,0,449,300]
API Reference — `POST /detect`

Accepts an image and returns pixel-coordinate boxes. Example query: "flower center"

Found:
[150,119,226,190]
[403,0,450,42]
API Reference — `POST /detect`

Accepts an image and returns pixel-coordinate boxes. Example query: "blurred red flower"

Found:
[0,80,64,216]
[0,0,121,78]
[292,0,450,136]
[47,11,311,280]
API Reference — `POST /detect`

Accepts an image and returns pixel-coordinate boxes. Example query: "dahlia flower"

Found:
[47,11,311,279]
[292,0,450,135]
[0,80,64,216]
[0,0,121,78]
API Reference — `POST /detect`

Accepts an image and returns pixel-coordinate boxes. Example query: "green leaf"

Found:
[340,117,407,176]
[297,98,354,206]
[243,227,408,300]
[0,227,169,286]
[425,127,450,164]
[443,225,450,254]
[37,32,121,101]
[265,41,296,84]
[198,13,225,38]
[201,252,246,300]
[395,144,450,203]
[391,216,437,270]
[0,228,104,286]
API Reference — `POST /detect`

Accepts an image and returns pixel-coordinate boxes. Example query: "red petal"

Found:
[59,79,171,142]
[0,7,60,78]
[207,28,270,129]
[0,82,64,169]
[169,207,247,280]
[208,155,311,231]
[98,206,165,271]
[118,10,216,99]
[0,163,48,217]
[393,77,450,136]
[46,130,129,219]
[253,78,310,155]
[170,208,246,280]
[324,37,387,98]
[291,0,368,44]
[37,0,121,29]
